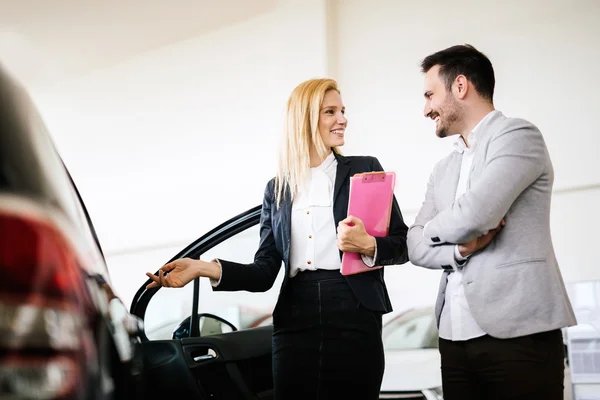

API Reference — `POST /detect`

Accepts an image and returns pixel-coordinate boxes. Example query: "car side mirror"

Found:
[172,313,237,339]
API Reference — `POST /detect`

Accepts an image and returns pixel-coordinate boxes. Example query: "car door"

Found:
[130,206,281,400]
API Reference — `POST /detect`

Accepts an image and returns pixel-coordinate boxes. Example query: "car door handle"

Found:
[193,348,217,363]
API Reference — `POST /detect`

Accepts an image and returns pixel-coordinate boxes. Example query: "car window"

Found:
[144,281,195,340]
[144,224,284,340]
[383,313,438,350]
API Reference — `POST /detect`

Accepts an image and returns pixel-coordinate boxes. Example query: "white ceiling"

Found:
[0,0,276,88]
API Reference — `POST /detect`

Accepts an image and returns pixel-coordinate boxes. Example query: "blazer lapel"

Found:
[278,190,293,265]
[333,152,351,206]
[332,152,352,238]
[467,111,505,189]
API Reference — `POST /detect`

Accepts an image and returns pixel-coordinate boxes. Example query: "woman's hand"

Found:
[337,216,376,256]
[145,258,220,289]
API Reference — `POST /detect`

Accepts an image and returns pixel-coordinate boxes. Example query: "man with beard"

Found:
[407,44,576,399]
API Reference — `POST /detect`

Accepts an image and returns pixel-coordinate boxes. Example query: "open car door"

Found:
[130,206,281,400]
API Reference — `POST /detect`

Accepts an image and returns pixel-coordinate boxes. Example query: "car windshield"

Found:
[382,309,438,351]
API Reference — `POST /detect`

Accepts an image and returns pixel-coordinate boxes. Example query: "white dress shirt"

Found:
[289,152,341,277]
[289,152,377,277]
[438,110,499,341]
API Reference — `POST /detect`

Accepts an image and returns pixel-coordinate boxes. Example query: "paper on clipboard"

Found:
[340,171,396,276]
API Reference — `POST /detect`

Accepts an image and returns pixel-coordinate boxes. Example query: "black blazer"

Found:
[216,153,409,314]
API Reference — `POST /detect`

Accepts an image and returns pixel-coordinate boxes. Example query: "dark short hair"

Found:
[421,44,495,102]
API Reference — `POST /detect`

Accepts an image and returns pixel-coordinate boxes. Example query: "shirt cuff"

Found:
[454,245,469,268]
[360,242,378,267]
[209,259,223,287]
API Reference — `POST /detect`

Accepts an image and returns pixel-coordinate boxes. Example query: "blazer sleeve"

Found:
[213,180,283,292]
[423,123,547,244]
[370,157,409,266]
[407,170,463,270]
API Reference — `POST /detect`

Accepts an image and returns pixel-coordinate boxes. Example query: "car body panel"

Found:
[1,65,140,399]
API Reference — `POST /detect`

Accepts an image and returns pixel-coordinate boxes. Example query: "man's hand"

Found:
[458,219,505,257]
[337,215,376,256]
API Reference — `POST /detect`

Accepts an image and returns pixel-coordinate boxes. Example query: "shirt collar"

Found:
[313,151,336,171]
[453,110,499,154]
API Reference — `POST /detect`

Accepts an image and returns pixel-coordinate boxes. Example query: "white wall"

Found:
[552,188,600,282]
[335,0,600,198]
[25,0,600,310]
[34,0,329,252]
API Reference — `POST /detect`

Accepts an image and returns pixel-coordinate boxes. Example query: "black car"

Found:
[1,65,274,400]
[0,65,145,399]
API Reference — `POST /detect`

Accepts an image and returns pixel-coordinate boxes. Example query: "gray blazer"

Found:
[407,111,576,339]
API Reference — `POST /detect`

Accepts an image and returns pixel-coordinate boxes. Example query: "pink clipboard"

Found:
[340,171,396,276]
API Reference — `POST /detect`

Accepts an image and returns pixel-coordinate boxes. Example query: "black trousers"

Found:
[439,329,566,399]
[272,269,384,400]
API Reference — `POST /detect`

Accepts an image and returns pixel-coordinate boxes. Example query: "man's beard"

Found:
[436,98,462,138]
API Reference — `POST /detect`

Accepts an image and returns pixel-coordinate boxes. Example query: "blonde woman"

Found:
[146,78,409,399]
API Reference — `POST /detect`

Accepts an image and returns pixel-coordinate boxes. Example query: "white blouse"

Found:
[289,152,341,277]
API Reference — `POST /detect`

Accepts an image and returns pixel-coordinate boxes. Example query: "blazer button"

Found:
[307,260,312,265]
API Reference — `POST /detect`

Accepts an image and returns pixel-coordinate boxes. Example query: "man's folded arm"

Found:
[408,172,465,270]
[423,124,546,245]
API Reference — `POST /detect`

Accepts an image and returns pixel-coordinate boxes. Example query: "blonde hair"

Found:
[275,78,343,207]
